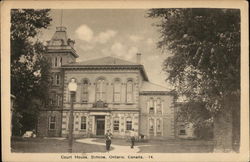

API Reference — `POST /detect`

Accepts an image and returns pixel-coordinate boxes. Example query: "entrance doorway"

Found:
[96,116,105,136]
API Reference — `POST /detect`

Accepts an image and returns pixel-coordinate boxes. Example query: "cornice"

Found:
[61,64,149,81]
[46,48,79,58]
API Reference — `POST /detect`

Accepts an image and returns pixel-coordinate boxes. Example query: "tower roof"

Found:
[46,26,79,58]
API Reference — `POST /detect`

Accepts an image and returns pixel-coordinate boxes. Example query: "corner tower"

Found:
[37,26,78,137]
[45,26,79,109]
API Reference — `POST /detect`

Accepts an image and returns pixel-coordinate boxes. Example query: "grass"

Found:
[11,137,107,153]
[11,137,214,153]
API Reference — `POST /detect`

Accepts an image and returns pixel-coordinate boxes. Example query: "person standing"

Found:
[130,128,136,149]
[105,129,112,152]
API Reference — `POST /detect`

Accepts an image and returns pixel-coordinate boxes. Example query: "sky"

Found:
[40,9,171,88]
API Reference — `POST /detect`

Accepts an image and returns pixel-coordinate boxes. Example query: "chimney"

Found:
[136,53,141,64]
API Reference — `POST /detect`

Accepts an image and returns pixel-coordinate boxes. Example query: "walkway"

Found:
[76,138,150,153]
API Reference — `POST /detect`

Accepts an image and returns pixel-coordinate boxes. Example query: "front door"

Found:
[96,118,105,135]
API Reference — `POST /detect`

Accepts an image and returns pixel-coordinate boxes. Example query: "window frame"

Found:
[126,118,132,130]
[149,98,154,114]
[54,57,58,67]
[113,79,121,103]
[156,98,162,114]
[55,73,60,85]
[80,116,87,130]
[149,118,154,135]
[96,78,106,102]
[49,116,56,130]
[126,80,133,103]
[113,118,119,131]
[82,79,89,102]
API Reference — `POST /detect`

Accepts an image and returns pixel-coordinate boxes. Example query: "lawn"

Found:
[93,138,214,153]
[11,137,214,153]
[11,137,107,153]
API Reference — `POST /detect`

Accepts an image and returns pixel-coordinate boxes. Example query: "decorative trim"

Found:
[61,65,149,81]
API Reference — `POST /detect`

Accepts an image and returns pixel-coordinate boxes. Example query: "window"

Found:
[56,94,61,106]
[70,92,76,102]
[179,130,186,135]
[113,118,119,131]
[156,119,161,133]
[126,80,133,103]
[114,79,121,103]
[55,73,60,85]
[54,57,58,67]
[149,118,154,135]
[126,118,132,130]
[49,116,56,130]
[82,79,88,102]
[149,98,154,114]
[50,92,56,106]
[156,98,162,114]
[80,116,86,130]
[59,57,62,66]
[68,78,77,102]
[96,78,106,101]
[51,75,54,85]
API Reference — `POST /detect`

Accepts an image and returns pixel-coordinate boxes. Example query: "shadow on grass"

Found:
[11,137,107,153]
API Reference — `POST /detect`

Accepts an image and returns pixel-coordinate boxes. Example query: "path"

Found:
[76,138,150,153]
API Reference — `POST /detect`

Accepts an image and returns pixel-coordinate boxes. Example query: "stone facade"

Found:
[37,26,176,139]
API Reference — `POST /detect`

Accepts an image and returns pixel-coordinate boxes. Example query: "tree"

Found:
[11,9,52,135]
[148,9,240,152]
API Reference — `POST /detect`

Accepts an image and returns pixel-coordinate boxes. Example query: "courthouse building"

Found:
[37,26,176,139]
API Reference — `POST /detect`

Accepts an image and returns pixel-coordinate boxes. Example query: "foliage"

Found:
[11,9,52,134]
[148,9,240,119]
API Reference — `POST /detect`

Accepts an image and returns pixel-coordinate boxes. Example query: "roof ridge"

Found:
[73,55,140,65]
[143,81,168,89]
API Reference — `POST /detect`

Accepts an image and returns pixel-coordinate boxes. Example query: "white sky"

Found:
[40,9,171,88]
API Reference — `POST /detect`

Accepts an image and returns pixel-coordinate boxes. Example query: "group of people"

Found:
[105,129,137,152]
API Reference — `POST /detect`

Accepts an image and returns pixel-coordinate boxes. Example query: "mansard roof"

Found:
[62,56,149,81]
[140,81,173,95]
[46,26,79,58]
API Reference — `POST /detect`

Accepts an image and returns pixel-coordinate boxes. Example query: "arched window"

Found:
[149,118,154,135]
[96,78,106,102]
[149,98,154,114]
[126,80,133,103]
[82,79,89,102]
[114,79,121,103]
[156,98,162,114]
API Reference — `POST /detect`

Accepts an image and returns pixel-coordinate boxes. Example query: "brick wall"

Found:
[37,110,62,137]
